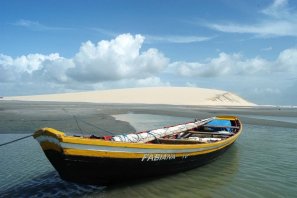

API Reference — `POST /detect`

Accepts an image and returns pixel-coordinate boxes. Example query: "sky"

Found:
[1,0,297,105]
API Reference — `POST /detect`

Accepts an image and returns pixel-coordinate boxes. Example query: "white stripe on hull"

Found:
[36,135,233,154]
[36,136,61,146]
[60,142,230,154]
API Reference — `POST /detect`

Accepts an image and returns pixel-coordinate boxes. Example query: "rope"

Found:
[76,117,114,135]
[73,115,84,135]
[0,134,33,147]
[62,108,114,136]
[147,131,160,143]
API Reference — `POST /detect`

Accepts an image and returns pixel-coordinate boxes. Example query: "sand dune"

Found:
[4,87,255,106]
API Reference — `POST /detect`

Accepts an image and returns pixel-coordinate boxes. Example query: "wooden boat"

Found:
[33,115,242,185]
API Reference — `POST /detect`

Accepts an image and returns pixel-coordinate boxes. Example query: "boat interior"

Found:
[152,124,240,144]
[85,126,239,144]
[84,118,241,145]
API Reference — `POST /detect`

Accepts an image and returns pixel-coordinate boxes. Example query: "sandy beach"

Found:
[4,87,255,106]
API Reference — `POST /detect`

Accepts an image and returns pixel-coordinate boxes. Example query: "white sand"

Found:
[4,87,255,106]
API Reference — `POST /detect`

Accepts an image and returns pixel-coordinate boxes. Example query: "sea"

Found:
[0,113,297,197]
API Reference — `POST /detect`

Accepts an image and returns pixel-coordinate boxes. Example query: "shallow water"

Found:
[0,114,297,197]
[0,134,104,197]
[239,114,297,124]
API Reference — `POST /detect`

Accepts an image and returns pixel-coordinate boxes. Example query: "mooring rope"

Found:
[0,134,33,147]
[73,115,84,135]
[76,117,114,135]
[62,108,114,136]
[0,108,117,147]
[62,108,86,136]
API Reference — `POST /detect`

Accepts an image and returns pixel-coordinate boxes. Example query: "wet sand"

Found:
[0,101,296,135]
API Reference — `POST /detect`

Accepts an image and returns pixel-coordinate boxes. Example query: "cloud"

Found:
[167,48,297,105]
[261,0,289,17]
[171,48,297,78]
[13,19,72,31]
[0,33,169,93]
[0,53,62,82]
[169,52,272,77]
[91,28,212,44]
[89,28,118,37]
[145,35,212,43]
[93,77,170,90]
[208,21,297,37]
[253,87,281,95]
[206,0,297,37]
[135,76,170,87]
[67,34,169,82]
[276,48,297,73]
[1,33,296,105]
[14,19,40,27]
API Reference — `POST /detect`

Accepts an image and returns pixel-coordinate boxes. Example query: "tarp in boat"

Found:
[206,119,232,131]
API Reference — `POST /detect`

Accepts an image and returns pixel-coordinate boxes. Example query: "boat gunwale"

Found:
[34,116,242,150]
[59,131,241,149]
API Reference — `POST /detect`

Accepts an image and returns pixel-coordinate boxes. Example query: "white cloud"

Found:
[1,33,296,105]
[0,33,169,92]
[145,35,212,43]
[86,77,170,91]
[166,48,297,105]
[90,27,212,44]
[169,52,272,77]
[261,0,289,18]
[2,41,296,86]
[177,48,297,78]
[14,19,41,28]
[253,87,281,95]
[276,48,297,72]
[13,19,73,31]
[208,21,297,37]
[67,34,169,82]
[0,53,62,82]
[135,77,170,87]
[207,0,297,37]
[32,57,74,83]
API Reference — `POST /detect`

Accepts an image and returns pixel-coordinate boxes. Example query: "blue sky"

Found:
[1,0,297,105]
